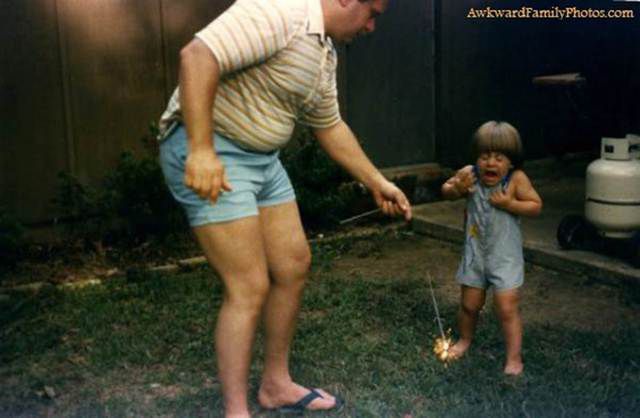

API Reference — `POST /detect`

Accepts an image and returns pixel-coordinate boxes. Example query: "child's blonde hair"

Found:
[472,121,523,169]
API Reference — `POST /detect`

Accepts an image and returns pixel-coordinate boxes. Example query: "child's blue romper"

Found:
[456,170,524,290]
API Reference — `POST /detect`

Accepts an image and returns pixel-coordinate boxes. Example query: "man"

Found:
[158,0,411,416]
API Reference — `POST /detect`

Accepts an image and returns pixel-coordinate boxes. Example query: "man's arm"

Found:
[313,121,412,220]
[179,39,231,203]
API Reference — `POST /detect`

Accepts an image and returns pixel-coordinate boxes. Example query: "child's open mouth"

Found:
[482,169,499,181]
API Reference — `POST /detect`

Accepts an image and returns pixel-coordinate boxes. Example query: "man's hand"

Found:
[372,180,412,221]
[184,148,232,203]
[313,122,412,221]
[179,39,230,204]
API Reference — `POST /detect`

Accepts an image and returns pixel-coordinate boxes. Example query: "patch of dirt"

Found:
[4,222,639,334]
[2,222,639,416]
[0,233,201,289]
[38,365,217,417]
[325,227,640,333]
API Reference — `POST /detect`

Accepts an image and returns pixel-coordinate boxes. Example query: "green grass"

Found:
[1,260,639,417]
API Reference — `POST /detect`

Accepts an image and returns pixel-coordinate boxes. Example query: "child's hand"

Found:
[489,187,513,210]
[442,165,476,199]
[488,171,543,217]
[453,166,476,195]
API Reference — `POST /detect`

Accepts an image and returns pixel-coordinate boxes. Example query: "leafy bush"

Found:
[54,172,105,243]
[54,128,186,246]
[103,151,186,236]
[0,206,25,271]
[281,126,363,229]
[55,124,364,244]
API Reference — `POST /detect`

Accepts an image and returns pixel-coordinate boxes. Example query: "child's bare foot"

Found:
[449,339,471,359]
[504,361,523,376]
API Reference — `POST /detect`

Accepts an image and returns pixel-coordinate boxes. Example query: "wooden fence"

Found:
[9,0,635,225]
[0,0,437,224]
[0,0,233,223]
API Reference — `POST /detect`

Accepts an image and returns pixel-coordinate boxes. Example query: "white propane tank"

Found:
[585,134,640,238]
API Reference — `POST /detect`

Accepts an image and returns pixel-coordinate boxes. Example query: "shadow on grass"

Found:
[1,269,639,417]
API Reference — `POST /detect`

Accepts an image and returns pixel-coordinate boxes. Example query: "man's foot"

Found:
[258,381,340,412]
[504,360,523,376]
[449,339,471,359]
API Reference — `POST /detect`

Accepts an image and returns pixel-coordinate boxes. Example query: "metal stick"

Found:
[338,208,381,225]
[427,273,446,340]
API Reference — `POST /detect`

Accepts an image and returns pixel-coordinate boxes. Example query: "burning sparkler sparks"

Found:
[427,273,456,365]
[433,334,453,362]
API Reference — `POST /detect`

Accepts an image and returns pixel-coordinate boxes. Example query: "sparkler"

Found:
[427,273,454,364]
[339,208,381,225]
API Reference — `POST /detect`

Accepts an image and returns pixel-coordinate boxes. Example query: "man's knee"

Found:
[293,244,312,275]
[270,243,311,285]
[225,274,271,312]
[285,243,311,280]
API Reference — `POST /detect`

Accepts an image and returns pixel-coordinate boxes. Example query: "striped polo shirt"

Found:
[158,0,341,152]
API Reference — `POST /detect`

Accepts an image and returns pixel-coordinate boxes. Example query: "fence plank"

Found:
[345,0,436,168]
[0,0,69,222]
[160,0,233,97]
[58,0,167,184]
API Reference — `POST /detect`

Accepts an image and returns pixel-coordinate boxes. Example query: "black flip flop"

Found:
[272,388,344,415]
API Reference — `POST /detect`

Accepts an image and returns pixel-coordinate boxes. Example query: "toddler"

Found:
[441,121,543,375]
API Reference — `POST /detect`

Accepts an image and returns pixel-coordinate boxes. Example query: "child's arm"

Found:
[489,170,543,217]
[441,165,476,200]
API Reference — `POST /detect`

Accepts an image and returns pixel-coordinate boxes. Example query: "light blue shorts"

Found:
[456,269,524,292]
[455,251,524,292]
[159,123,296,227]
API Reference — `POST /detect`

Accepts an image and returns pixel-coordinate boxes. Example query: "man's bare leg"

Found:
[256,202,337,411]
[450,285,486,358]
[494,289,523,375]
[193,217,270,418]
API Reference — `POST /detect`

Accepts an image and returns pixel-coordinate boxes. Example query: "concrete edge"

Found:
[412,217,640,286]
[381,163,443,182]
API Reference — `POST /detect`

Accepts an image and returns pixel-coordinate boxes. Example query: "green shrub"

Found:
[0,206,25,271]
[54,171,106,243]
[55,124,363,244]
[103,151,186,236]
[281,126,362,229]
[54,127,186,246]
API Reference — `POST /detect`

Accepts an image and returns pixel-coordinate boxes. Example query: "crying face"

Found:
[476,152,512,187]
